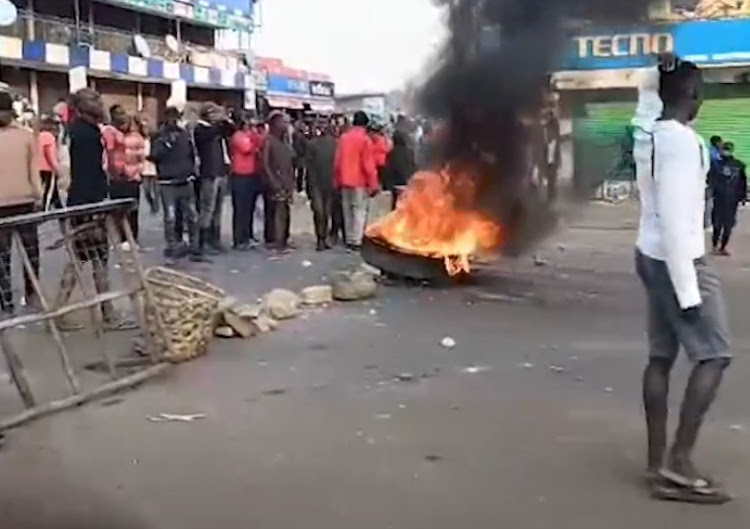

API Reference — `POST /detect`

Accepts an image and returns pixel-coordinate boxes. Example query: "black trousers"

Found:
[41,170,63,211]
[109,179,140,242]
[310,186,333,242]
[330,190,346,242]
[0,202,39,313]
[230,175,264,246]
[264,196,290,247]
[175,179,201,241]
[712,198,739,249]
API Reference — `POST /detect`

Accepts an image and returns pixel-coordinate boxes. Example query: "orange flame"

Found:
[366,169,503,275]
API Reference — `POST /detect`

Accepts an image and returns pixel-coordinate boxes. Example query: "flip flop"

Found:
[652,470,733,505]
[103,319,138,332]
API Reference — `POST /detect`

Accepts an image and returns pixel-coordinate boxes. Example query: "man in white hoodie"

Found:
[635,56,732,503]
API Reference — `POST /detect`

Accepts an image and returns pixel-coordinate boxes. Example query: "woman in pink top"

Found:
[38,115,63,211]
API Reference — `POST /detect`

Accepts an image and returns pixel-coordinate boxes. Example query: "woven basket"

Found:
[144,267,226,364]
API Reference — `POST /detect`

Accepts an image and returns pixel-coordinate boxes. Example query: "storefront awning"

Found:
[308,100,335,113]
[266,95,305,110]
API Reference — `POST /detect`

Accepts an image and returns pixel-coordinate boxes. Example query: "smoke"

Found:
[418,0,654,255]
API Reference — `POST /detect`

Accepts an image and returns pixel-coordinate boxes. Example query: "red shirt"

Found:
[230,130,260,176]
[101,124,126,178]
[372,134,392,168]
[334,126,378,191]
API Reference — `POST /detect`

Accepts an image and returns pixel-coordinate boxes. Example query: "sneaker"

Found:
[120,241,132,252]
[719,248,731,256]
[189,252,212,263]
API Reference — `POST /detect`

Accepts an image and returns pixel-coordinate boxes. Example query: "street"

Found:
[2,198,750,528]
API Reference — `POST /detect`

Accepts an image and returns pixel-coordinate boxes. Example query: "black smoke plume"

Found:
[419,0,654,255]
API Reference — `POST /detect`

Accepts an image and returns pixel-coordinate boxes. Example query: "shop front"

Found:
[554,18,750,187]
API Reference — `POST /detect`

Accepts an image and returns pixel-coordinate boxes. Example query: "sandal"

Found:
[102,318,138,332]
[651,469,733,505]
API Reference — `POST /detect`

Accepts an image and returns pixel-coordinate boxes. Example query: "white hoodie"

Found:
[634,67,709,310]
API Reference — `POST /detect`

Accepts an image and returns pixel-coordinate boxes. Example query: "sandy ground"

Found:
[2,197,750,528]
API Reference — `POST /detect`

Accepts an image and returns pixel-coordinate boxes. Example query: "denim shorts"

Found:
[635,249,731,363]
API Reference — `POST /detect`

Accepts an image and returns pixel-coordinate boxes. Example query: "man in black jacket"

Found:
[305,124,337,250]
[710,141,747,256]
[193,102,232,255]
[151,107,206,262]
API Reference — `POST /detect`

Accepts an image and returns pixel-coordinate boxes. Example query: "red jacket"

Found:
[372,134,392,168]
[334,126,378,190]
[230,130,260,176]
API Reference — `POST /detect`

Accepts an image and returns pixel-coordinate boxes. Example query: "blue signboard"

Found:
[561,18,750,71]
[212,0,254,15]
[267,74,310,96]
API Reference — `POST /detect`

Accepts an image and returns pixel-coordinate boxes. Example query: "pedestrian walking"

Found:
[150,107,204,262]
[306,123,337,250]
[709,141,747,256]
[334,110,379,250]
[262,111,295,252]
[193,102,232,255]
[230,113,264,250]
[0,89,43,315]
[634,56,732,504]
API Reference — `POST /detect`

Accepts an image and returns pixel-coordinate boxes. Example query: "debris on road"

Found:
[252,314,279,333]
[376,413,392,420]
[395,373,416,383]
[332,271,378,301]
[301,260,313,268]
[548,365,565,373]
[441,336,456,349]
[214,325,236,338]
[262,388,288,396]
[603,386,614,393]
[262,289,302,319]
[300,285,333,305]
[729,424,745,433]
[424,454,443,462]
[463,365,491,374]
[520,362,535,369]
[147,413,206,423]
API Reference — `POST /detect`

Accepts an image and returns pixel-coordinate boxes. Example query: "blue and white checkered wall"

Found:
[0,36,254,90]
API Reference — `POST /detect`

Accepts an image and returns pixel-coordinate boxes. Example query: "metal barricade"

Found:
[0,199,173,431]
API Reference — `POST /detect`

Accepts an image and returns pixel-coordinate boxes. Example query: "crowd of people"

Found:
[0,86,433,319]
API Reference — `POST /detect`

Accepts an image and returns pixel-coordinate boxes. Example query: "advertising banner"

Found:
[267,74,309,96]
[309,80,335,98]
[561,18,750,71]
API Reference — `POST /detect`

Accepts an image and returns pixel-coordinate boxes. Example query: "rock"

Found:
[332,271,377,301]
[235,303,263,319]
[221,311,257,338]
[262,289,301,319]
[214,326,236,338]
[218,296,239,312]
[300,285,333,305]
[252,314,279,333]
[359,262,382,277]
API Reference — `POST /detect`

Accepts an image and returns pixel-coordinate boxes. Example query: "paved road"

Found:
[2,199,750,528]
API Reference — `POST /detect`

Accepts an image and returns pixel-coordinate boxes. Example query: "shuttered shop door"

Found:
[573,100,635,184]
[572,89,750,185]
[693,97,750,163]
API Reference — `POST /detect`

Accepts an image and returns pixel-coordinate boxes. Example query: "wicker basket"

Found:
[144,267,226,364]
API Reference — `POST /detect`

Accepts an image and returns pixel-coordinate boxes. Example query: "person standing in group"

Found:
[230,113,264,250]
[193,102,232,255]
[634,57,732,504]
[383,130,416,210]
[102,105,135,249]
[38,114,64,211]
[55,88,133,332]
[334,110,379,250]
[709,141,747,256]
[150,106,205,262]
[0,90,42,316]
[292,120,309,194]
[370,123,392,189]
[262,111,295,253]
[305,124,337,251]
[119,116,146,246]
[139,114,159,218]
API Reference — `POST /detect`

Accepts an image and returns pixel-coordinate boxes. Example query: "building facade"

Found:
[254,56,335,116]
[554,3,750,191]
[0,0,257,122]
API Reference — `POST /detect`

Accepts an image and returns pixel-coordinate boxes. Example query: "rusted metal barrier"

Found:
[0,199,173,431]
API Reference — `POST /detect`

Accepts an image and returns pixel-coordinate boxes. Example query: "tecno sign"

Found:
[309,81,334,98]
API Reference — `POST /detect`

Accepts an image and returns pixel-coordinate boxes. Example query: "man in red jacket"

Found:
[334,110,379,250]
[230,113,263,250]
